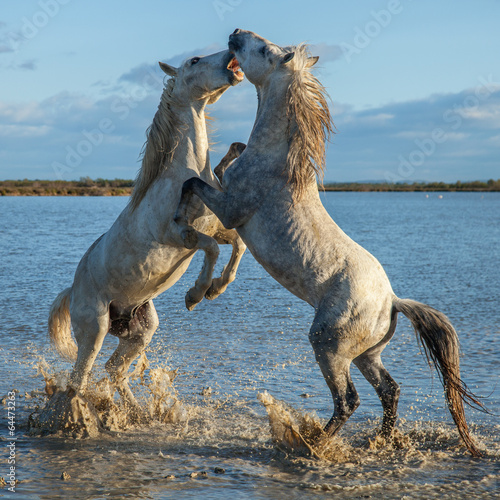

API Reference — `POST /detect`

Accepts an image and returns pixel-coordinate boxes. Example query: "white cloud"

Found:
[309,43,343,63]
[393,131,430,139]
[0,123,50,137]
[442,132,469,141]
[358,113,394,125]
[457,104,500,125]
[487,134,500,146]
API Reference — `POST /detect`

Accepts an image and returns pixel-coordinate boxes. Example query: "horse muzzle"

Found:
[228,30,243,53]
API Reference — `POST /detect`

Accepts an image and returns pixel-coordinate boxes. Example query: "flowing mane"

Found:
[285,44,334,200]
[129,77,185,211]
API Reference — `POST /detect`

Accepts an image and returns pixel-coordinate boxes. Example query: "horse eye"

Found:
[259,46,266,56]
[191,57,200,65]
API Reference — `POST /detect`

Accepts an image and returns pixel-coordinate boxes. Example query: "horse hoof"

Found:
[232,142,246,156]
[204,286,219,301]
[185,289,201,311]
[205,283,225,301]
[181,227,198,249]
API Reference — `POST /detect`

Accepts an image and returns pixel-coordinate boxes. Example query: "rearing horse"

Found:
[174,30,485,457]
[48,49,246,413]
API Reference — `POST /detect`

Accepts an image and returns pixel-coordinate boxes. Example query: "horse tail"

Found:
[393,297,485,458]
[48,287,77,362]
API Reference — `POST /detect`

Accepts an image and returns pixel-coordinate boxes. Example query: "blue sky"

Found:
[1,0,499,182]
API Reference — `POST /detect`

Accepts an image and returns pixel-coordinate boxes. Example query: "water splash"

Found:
[257,391,490,463]
[258,391,350,461]
[28,354,185,438]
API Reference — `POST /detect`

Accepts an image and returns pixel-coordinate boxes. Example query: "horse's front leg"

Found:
[183,230,219,310]
[175,141,248,236]
[173,144,246,309]
[206,226,246,300]
[175,177,232,240]
[214,142,246,183]
[174,178,236,310]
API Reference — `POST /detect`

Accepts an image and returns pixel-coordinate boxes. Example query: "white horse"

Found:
[174,30,486,457]
[48,49,246,413]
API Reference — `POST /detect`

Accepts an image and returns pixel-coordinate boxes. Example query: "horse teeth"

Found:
[227,57,241,73]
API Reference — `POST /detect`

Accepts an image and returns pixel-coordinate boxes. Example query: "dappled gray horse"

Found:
[49,50,246,413]
[174,30,485,457]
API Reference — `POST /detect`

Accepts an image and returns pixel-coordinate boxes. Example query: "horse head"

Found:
[228,29,318,86]
[228,29,331,200]
[159,49,244,105]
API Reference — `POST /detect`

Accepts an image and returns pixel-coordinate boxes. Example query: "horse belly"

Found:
[85,234,196,305]
[121,247,197,302]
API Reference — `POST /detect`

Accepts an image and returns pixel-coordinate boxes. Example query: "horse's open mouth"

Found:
[227,57,244,81]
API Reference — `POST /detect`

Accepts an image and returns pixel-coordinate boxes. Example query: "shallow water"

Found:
[0,193,499,499]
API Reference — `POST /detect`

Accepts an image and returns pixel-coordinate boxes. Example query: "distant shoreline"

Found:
[322,179,500,192]
[0,179,134,196]
[1,178,499,196]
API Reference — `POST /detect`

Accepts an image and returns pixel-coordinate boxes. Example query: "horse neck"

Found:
[249,78,290,153]
[171,101,210,175]
[128,93,212,213]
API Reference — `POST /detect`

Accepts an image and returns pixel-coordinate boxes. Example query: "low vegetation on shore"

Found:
[323,179,500,192]
[1,177,499,196]
[0,178,134,196]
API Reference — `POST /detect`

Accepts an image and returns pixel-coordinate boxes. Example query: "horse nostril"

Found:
[232,29,241,35]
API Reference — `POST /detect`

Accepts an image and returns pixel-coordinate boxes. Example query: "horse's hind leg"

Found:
[69,303,109,395]
[309,317,360,438]
[105,300,159,412]
[354,353,400,437]
[353,310,400,437]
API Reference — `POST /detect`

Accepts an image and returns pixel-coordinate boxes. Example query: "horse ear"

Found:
[306,56,319,68]
[281,52,295,65]
[159,62,178,76]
